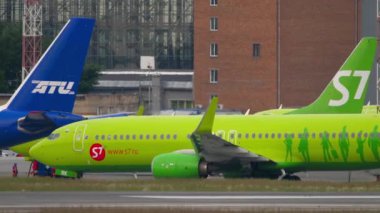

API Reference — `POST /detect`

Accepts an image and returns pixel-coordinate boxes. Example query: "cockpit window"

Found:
[47,133,60,141]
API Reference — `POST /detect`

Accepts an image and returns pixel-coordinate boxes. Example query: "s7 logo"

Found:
[329,70,370,107]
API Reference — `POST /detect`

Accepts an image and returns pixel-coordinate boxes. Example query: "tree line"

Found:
[0,23,99,93]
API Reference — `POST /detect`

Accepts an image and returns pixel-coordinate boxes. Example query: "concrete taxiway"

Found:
[1,192,380,211]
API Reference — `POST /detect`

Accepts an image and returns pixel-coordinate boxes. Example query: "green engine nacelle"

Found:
[152,153,207,178]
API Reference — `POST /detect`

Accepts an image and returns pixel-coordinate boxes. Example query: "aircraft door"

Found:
[73,124,87,152]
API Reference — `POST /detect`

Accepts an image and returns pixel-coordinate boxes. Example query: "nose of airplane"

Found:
[29,140,49,165]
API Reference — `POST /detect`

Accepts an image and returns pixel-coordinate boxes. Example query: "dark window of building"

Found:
[210,17,218,31]
[210,0,218,6]
[253,43,261,57]
[210,43,218,57]
[210,69,218,83]
[170,100,194,110]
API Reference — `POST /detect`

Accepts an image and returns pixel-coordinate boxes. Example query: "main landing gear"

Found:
[278,169,301,181]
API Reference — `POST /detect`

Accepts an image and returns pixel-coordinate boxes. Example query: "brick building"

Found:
[194,0,364,112]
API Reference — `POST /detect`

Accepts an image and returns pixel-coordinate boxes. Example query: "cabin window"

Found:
[120,135,124,140]
[258,133,262,139]
[132,135,136,140]
[298,133,302,139]
[113,135,117,140]
[277,133,282,139]
[107,135,111,140]
[160,134,164,140]
[251,133,255,139]
[139,134,143,140]
[363,132,368,138]
[187,134,191,139]
[351,133,355,139]
[101,135,105,140]
[146,134,150,140]
[311,133,315,139]
[173,134,178,139]
[153,134,157,140]
[271,133,275,139]
[95,135,99,140]
[126,134,130,140]
[264,133,268,139]
[166,134,171,139]
[238,133,242,139]
[84,135,88,140]
[245,133,249,139]
[332,133,336,139]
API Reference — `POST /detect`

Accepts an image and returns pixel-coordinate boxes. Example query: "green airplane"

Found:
[29,37,378,179]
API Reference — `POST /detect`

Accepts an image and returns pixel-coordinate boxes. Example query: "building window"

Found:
[210,0,218,6]
[210,17,218,31]
[253,43,261,57]
[210,69,218,83]
[210,43,218,57]
[170,100,194,109]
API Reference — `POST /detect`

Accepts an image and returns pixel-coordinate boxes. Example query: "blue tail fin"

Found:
[5,17,95,112]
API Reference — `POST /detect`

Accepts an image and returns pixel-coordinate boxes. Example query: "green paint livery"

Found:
[28,37,379,179]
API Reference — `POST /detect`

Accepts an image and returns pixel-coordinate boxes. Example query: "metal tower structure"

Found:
[22,0,42,81]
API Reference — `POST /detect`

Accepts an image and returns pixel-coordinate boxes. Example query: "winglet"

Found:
[136,105,144,116]
[194,97,218,134]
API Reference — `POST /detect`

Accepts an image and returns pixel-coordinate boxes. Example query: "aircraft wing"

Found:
[191,133,267,163]
[190,98,270,176]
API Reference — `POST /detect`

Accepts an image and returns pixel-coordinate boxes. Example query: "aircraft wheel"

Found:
[283,174,301,181]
